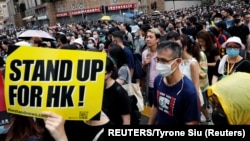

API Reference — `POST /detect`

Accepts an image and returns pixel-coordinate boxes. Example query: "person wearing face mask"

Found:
[211,21,231,57]
[86,37,99,51]
[228,13,250,58]
[212,36,250,83]
[92,30,99,44]
[148,41,200,125]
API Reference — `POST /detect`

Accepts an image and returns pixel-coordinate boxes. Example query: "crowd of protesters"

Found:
[1,0,250,140]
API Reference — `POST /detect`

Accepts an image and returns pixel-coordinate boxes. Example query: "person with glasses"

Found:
[212,36,250,83]
[148,41,200,125]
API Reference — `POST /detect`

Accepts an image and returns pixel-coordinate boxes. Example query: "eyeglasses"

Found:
[226,46,240,49]
[154,57,177,64]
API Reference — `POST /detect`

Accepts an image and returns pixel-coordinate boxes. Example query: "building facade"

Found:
[7,0,233,28]
[54,0,138,24]
[0,0,8,30]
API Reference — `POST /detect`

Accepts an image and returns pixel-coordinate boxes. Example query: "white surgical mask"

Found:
[93,35,98,39]
[87,44,96,50]
[156,60,177,77]
[0,123,12,134]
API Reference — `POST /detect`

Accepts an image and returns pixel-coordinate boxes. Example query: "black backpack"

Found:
[133,53,144,80]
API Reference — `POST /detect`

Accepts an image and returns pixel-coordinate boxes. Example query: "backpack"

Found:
[124,32,135,51]
[133,53,144,80]
[215,33,227,57]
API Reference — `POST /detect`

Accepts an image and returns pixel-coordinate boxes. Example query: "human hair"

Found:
[225,8,233,16]
[196,30,214,53]
[147,28,161,39]
[179,34,201,62]
[157,41,182,58]
[56,34,68,44]
[2,39,12,47]
[166,31,180,41]
[121,23,131,33]
[188,16,197,24]
[158,22,167,30]
[111,31,124,41]
[106,56,118,79]
[31,37,43,46]
[5,115,44,141]
[108,45,128,69]
[140,24,151,33]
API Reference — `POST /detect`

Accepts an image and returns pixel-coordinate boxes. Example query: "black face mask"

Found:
[234,19,241,24]
[212,110,229,125]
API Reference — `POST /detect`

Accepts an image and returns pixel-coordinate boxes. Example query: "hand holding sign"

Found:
[5,46,106,120]
[41,111,68,141]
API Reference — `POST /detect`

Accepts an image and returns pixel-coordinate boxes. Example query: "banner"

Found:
[4,46,106,120]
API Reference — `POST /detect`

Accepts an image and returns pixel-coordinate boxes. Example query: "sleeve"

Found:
[211,46,220,58]
[118,66,129,84]
[199,51,208,79]
[141,49,148,65]
[213,59,222,77]
[124,47,135,70]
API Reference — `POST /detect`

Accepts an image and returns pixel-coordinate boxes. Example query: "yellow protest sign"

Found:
[4,46,106,121]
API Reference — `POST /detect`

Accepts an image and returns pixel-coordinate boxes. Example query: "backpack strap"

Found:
[92,128,104,141]
[231,60,249,74]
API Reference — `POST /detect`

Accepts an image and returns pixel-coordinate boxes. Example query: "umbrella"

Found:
[207,72,250,124]
[101,15,111,21]
[123,13,141,18]
[18,30,55,41]
[110,14,135,25]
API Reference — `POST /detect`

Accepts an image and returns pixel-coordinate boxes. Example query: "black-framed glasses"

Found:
[154,57,177,64]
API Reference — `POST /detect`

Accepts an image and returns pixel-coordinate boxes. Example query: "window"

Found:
[79,3,83,9]
[61,5,65,11]
[71,4,76,10]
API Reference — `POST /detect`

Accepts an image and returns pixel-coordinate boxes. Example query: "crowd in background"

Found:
[0,0,250,141]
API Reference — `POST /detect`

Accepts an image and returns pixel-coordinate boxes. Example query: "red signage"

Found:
[56,12,69,18]
[0,71,5,112]
[71,7,101,15]
[108,3,136,11]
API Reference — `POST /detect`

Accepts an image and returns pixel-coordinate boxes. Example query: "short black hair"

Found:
[188,16,197,24]
[111,31,124,41]
[140,24,151,33]
[56,34,67,44]
[157,41,182,58]
[106,56,118,79]
[158,22,167,30]
[225,8,233,16]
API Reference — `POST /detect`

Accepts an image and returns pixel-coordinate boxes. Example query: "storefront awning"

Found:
[22,15,35,21]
